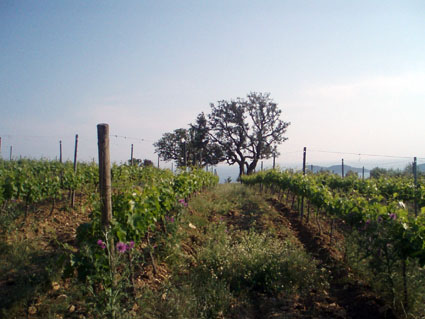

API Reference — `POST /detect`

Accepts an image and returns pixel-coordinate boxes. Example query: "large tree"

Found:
[208,92,290,176]
[154,114,224,167]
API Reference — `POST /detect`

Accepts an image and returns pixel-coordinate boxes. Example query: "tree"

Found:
[208,92,290,176]
[189,113,224,167]
[154,128,188,167]
[154,114,224,167]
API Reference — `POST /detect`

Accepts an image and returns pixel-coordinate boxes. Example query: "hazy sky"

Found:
[1,0,424,170]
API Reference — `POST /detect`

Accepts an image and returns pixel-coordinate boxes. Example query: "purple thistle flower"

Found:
[116,242,127,253]
[97,239,106,250]
[127,241,135,250]
[377,216,383,223]
[389,213,397,220]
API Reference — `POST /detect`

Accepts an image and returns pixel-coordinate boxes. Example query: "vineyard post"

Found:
[342,158,344,178]
[311,164,313,173]
[71,134,78,208]
[130,144,134,166]
[171,162,174,173]
[97,124,113,238]
[59,140,62,163]
[157,154,160,168]
[362,166,364,180]
[413,157,418,216]
[183,141,187,167]
[273,152,276,169]
[9,146,12,161]
[300,147,306,220]
[261,161,263,171]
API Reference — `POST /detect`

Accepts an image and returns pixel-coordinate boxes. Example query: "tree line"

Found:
[154,92,290,177]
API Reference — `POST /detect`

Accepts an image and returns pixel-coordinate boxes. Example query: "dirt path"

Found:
[268,197,397,319]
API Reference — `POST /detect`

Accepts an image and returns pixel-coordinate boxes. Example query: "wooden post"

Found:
[157,154,160,168]
[342,158,344,178]
[59,140,62,163]
[261,161,263,171]
[171,162,174,173]
[300,147,306,221]
[310,164,313,173]
[71,134,78,208]
[97,124,113,232]
[130,144,134,166]
[362,166,365,180]
[9,146,12,161]
[183,141,187,167]
[273,152,276,169]
[413,157,418,216]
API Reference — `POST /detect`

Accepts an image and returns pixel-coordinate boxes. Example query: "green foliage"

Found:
[242,169,425,316]
[196,229,320,296]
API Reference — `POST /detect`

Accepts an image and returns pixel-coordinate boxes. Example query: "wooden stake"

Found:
[71,134,78,208]
[97,124,113,231]
[130,144,134,166]
[341,158,344,178]
[9,146,12,161]
[183,141,187,167]
[59,140,62,163]
[300,147,306,220]
[157,154,160,168]
[413,157,418,216]
[273,152,276,169]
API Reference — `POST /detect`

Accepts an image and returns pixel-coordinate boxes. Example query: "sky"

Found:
[1,0,425,172]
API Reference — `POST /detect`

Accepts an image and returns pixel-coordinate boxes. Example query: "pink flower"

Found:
[116,242,127,253]
[97,240,106,250]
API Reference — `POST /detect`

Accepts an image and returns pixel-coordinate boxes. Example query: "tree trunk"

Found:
[246,160,258,175]
[238,162,245,180]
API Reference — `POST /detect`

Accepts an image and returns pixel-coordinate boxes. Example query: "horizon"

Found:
[2,1,425,170]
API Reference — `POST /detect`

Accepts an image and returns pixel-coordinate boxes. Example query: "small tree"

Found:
[208,92,290,176]
[154,114,224,168]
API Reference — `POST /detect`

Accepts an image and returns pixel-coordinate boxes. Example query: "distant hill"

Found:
[310,164,369,175]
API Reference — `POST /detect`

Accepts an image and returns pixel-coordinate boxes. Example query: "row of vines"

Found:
[241,170,425,315]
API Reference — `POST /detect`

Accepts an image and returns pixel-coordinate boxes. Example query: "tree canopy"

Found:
[154,92,289,175]
[208,92,290,176]
[154,114,224,168]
